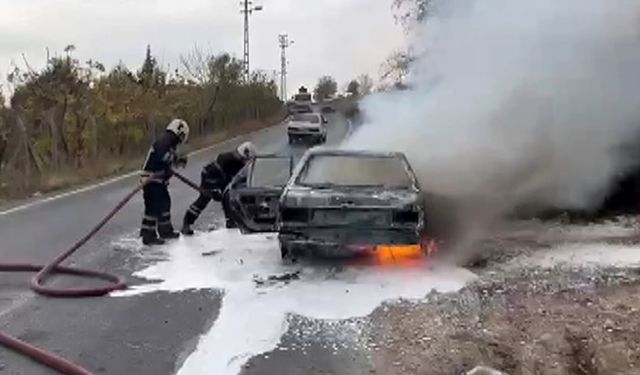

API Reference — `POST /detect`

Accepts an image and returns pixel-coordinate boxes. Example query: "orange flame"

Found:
[372,238,436,266]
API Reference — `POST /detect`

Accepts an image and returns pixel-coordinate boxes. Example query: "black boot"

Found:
[140,217,164,246]
[143,235,166,246]
[181,224,195,236]
[225,218,238,229]
[158,218,180,240]
[181,215,196,236]
[159,229,180,240]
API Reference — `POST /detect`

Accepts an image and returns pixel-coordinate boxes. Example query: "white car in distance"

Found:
[287,113,328,145]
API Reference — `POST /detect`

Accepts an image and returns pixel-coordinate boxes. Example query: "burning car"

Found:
[224,149,426,261]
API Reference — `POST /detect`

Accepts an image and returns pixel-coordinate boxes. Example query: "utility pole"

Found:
[278,34,293,101]
[240,0,263,82]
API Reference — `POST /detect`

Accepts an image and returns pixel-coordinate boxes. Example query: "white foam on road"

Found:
[114,229,476,375]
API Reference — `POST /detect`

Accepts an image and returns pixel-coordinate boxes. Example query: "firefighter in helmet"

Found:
[181,141,257,235]
[140,119,189,245]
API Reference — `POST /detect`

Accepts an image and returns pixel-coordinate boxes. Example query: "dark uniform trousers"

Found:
[183,170,221,228]
[138,130,181,240]
[182,151,245,230]
[140,180,175,238]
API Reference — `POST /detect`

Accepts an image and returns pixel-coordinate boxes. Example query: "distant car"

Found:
[286,113,328,144]
[289,104,313,114]
[224,149,426,261]
[321,105,335,114]
[294,91,312,105]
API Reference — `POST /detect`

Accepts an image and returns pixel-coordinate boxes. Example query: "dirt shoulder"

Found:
[368,219,640,375]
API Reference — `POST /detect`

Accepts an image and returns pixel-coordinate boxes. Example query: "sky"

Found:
[0,0,406,98]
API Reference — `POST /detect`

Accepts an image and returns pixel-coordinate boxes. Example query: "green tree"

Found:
[346,80,360,96]
[208,53,243,87]
[313,76,338,102]
[137,45,166,89]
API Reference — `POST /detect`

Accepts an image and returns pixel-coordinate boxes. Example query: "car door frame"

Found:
[223,154,294,233]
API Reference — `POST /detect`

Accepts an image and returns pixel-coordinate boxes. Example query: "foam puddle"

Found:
[114,229,476,375]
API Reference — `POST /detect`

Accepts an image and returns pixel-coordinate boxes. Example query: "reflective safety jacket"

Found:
[141,131,180,182]
[201,151,246,198]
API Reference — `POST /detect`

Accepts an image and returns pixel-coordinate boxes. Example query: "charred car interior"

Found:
[224,149,426,260]
[224,155,294,232]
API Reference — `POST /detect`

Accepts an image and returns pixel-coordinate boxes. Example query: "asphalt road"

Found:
[0,112,351,374]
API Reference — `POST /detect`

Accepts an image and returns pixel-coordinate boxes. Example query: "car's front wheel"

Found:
[278,238,297,263]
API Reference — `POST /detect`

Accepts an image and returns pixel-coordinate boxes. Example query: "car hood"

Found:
[282,187,420,208]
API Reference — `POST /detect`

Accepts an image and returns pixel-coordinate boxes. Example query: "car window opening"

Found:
[292,114,320,123]
[249,158,291,187]
[297,155,413,188]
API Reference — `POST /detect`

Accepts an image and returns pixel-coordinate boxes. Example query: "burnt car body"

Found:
[224,149,425,260]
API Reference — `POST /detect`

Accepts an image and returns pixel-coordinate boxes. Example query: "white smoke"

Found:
[344,0,640,259]
[347,0,640,209]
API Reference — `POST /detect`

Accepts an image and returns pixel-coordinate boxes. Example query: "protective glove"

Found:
[175,154,188,168]
[210,189,223,201]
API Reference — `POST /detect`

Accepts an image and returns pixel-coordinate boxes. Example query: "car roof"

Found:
[291,113,321,119]
[300,148,405,158]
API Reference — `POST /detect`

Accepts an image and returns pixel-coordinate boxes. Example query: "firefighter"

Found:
[181,141,257,235]
[140,119,189,246]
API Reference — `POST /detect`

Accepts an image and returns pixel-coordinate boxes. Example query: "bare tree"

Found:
[393,0,437,29]
[179,46,212,85]
[379,51,413,87]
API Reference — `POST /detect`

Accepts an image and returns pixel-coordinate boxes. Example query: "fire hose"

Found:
[0,170,207,375]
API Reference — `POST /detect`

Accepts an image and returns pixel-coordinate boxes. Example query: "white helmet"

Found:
[166,119,190,143]
[236,141,257,160]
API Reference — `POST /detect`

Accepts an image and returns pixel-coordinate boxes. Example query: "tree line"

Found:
[0,45,282,198]
[309,74,375,102]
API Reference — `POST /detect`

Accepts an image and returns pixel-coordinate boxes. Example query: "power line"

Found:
[240,0,263,82]
[278,34,293,101]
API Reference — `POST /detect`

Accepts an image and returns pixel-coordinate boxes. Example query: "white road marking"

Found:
[0,125,280,217]
[0,171,142,217]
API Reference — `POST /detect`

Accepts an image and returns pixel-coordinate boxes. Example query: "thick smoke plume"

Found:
[345,0,640,260]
